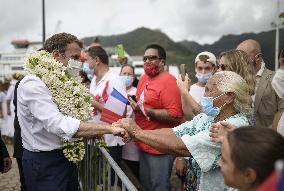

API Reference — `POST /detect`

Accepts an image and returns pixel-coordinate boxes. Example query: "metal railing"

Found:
[82,139,138,191]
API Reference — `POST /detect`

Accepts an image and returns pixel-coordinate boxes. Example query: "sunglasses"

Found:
[217,64,227,71]
[142,55,162,62]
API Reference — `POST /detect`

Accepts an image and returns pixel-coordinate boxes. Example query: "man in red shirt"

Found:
[129,44,183,191]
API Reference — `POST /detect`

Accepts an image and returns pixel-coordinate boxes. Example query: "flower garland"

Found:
[25,50,93,163]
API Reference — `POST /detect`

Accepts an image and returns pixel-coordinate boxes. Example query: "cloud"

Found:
[0,0,282,50]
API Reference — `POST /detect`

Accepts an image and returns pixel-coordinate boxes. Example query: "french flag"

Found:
[256,164,284,191]
[100,88,128,124]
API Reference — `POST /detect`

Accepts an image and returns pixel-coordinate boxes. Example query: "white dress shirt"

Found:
[17,74,80,152]
[89,70,126,146]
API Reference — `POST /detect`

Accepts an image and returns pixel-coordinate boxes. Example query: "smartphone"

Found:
[180,64,187,81]
[129,95,137,102]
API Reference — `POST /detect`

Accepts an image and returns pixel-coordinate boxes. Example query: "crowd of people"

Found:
[0,32,284,191]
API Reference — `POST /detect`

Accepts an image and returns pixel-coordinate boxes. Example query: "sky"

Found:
[0,0,283,50]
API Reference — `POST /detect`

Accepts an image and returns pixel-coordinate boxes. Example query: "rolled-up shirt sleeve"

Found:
[22,77,80,140]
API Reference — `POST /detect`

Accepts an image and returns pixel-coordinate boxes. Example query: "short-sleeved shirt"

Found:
[135,72,183,154]
[189,83,205,103]
[173,113,250,191]
[89,70,127,146]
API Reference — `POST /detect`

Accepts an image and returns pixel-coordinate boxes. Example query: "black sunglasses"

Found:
[217,64,227,71]
[142,55,162,62]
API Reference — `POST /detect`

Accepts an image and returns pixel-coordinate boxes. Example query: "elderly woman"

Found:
[178,49,256,123]
[116,71,252,190]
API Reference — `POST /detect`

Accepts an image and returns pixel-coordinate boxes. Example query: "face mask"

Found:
[200,93,226,117]
[120,75,134,87]
[144,62,160,77]
[82,62,94,80]
[67,59,82,77]
[272,69,284,98]
[195,71,213,83]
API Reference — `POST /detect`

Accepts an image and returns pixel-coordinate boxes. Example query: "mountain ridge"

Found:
[81,27,284,71]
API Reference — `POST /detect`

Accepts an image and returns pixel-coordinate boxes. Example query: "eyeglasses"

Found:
[217,64,227,71]
[142,55,161,62]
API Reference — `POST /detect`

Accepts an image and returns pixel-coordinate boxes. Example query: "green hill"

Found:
[81,27,283,80]
[179,29,284,71]
[81,27,196,74]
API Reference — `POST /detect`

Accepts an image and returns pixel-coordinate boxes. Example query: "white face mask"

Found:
[195,71,213,83]
[120,75,134,87]
[272,69,284,98]
[67,59,82,77]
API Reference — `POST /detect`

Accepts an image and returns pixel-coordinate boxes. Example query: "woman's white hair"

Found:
[212,71,252,114]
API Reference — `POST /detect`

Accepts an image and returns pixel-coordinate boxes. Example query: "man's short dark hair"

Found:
[43,32,83,54]
[145,44,166,60]
[86,46,109,65]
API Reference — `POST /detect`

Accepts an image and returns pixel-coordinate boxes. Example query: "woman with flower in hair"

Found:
[115,71,252,191]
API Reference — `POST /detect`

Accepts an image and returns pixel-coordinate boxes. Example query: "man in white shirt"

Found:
[84,46,127,185]
[177,51,216,121]
[17,33,126,191]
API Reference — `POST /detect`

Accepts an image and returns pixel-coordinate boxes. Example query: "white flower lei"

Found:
[25,50,93,163]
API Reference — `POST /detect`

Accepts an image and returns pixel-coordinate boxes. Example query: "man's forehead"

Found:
[196,60,214,67]
[66,42,81,53]
[144,48,158,55]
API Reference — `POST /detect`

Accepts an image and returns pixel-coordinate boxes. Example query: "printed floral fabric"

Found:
[173,113,249,191]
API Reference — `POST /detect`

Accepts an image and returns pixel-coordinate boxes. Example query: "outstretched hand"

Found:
[111,123,128,139]
[176,74,191,94]
[209,121,236,143]
[112,118,141,142]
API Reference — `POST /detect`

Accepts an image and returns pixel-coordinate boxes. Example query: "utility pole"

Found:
[272,0,284,71]
[275,0,280,71]
[42,0,46,46]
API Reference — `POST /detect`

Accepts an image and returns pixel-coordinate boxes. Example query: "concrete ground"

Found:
[0,143,182,191]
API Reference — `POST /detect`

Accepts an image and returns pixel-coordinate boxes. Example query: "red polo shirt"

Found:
[135,72,183,154]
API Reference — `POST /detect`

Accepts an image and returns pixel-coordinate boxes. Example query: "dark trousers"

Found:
[108,145,122,186]
[122,159,140,180]
[16,158,26,191]
[22,149,79,191]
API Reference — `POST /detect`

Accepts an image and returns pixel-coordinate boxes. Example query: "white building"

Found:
[0,40,42,81]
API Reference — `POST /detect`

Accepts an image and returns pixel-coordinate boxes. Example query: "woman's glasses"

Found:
[143,55,162,62]
[217,64,227,71]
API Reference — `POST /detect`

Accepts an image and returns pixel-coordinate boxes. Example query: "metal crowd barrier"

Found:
[82,138,138,191]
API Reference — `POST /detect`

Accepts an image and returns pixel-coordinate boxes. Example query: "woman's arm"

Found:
[135,128,190,156]
[176,74,201,120]
[116,118,190,157]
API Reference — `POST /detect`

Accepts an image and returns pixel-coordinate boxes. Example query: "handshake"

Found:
[110,118,141,142]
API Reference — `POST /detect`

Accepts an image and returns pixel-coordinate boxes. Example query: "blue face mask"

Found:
[120,75,134,87]
[200,93,226,117]
[195,71,213,83]
[82,62,94,80]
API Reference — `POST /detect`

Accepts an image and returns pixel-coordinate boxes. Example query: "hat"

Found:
[195,51,216,66]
